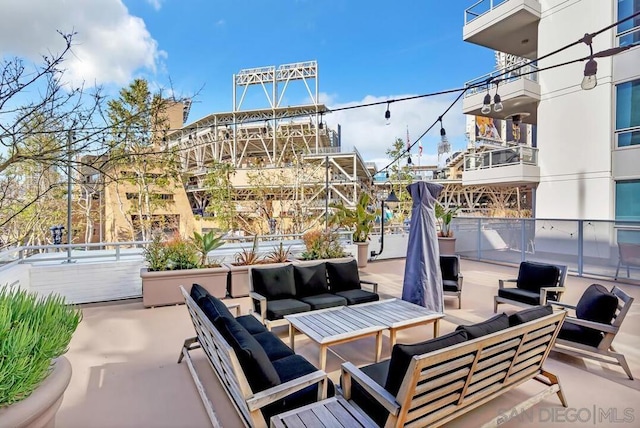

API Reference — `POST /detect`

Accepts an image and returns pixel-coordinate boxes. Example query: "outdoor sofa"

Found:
[249,259,379,330]
[341,305,567,427]
[179,284,334,427]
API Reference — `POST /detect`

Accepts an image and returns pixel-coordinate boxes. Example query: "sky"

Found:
[0,0,497,169]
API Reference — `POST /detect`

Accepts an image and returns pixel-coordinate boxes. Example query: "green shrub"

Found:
[0,287,82,406]
[301,229,348,260]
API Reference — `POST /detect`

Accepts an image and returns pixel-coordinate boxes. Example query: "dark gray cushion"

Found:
[575,284,618,324]
[190,283,210,303]
[558,322,603,347]
[498,287,542,306]
[509,305,553,326]
[236,315,268,335]
[440,256,459,281]
[294,263,329,297]
[456,313,509,339]
[443,280,461,292]
[517,262,560,292]
[385,330,468,396]
[215,316,280,392]
[261,355,336,422]
[198,294,235,324]
[252,264,296,300]
[333,289,380,305]
[347,360,390,427]
[326,260,361,292]
[266,299,311,320]
[299,293,347,310]
[252,332,295,361]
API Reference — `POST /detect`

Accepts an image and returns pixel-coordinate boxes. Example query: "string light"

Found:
[493,82,503,112]
[481,83,492,115]
[385,102,391,125]
[318,112,324,130]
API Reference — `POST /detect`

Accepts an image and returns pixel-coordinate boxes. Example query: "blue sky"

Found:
[0,0,496,166]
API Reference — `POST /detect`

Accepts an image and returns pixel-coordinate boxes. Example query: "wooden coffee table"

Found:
[285,306,386,371]
[348,298,444,347]
[285,299,444,370]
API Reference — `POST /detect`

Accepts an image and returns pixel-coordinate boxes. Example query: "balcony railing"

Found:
[464,0,510,24]
[465,60,538,97]
[464,146,538,171]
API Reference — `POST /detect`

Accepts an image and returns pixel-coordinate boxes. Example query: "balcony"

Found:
[464,0,541,58]
[463,60,540,123]
[463,146,539,185]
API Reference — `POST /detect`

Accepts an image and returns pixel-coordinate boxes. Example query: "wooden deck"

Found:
[57,258,640,428]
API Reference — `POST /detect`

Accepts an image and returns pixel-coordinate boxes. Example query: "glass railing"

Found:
[451,217,640,281]
[465,61,539,97]
[464,146,538,171]
[464,0,510,24]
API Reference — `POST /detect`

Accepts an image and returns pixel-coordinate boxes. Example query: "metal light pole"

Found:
[371,186,400,258]
[66,130,74,263]
[325,155,329,230]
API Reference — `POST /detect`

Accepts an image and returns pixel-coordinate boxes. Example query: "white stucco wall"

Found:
[535,0,616,220]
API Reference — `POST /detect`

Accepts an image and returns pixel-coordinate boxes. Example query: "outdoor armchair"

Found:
[550,284,634,380]
[614,242,640,280]
[494,261,567,312]
[440,255,463,308]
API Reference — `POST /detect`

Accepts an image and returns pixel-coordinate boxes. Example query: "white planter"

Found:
[140,266,229,308]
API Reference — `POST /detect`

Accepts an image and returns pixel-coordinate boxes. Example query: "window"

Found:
[617,0,640,46]
[616,179,640,221]
[615,79,640,147]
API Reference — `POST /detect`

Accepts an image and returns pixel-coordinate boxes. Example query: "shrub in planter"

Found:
[300,229,348,261]
[0,287,81,424]
[141,231,229,306]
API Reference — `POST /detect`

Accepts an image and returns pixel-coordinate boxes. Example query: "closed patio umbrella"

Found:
[401,181,444,312]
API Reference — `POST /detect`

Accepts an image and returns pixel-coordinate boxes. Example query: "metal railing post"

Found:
[577,220,584,276]
[116,245,121,261]
[477,218,483,260]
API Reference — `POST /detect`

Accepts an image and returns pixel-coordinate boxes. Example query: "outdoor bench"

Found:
[178,284,334,428]
[342,306,568,427]
[249,259,379,330]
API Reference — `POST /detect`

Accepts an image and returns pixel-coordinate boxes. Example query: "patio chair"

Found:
[550,284,634,380]
[614,242,640,280]
[494,261,567,312]
[440,255,463,308]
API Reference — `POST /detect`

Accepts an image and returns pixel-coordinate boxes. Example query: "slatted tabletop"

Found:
[270,397,376,428]
[285,299,444,370]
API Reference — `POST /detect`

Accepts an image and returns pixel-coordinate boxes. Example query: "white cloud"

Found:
[215,19,226,27]
[0,0,165,87]
[146,0,163,10]
[324,94,467,169]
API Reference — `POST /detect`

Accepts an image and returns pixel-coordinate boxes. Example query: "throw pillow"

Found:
[215,316,280,392]
[575,284,618,324]
[384,330,468,396]
[251,264,296,300]
[294,263,329,297]
[456,313,509,339]
[509,305,553,326]
[326,260,360,292]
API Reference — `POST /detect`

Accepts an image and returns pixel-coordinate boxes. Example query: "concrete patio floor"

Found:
[57,259,640,427]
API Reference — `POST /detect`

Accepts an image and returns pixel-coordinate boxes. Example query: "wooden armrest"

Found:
[249,291,267,322]
[539,287,566,304]
[564,317,618,334]
[225,303,241,317]
[498,279,517,289]
[549,301,577,310]
[246,370,327,411]
[341,362,399,416]
[360,279,378,294]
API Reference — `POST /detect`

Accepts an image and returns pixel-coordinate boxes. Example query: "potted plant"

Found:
[296,229,352,266]
[435,203,459,255]
[330,193,378,267]
[0,287,82,427]
[224,236,266,298]
[140,231,229,307]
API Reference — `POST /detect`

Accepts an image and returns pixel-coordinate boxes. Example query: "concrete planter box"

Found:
[141,266,229,308]
[224,262,290,298]
[438,237,457,255]
[292,256,356,267]
[0,356,72,428]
